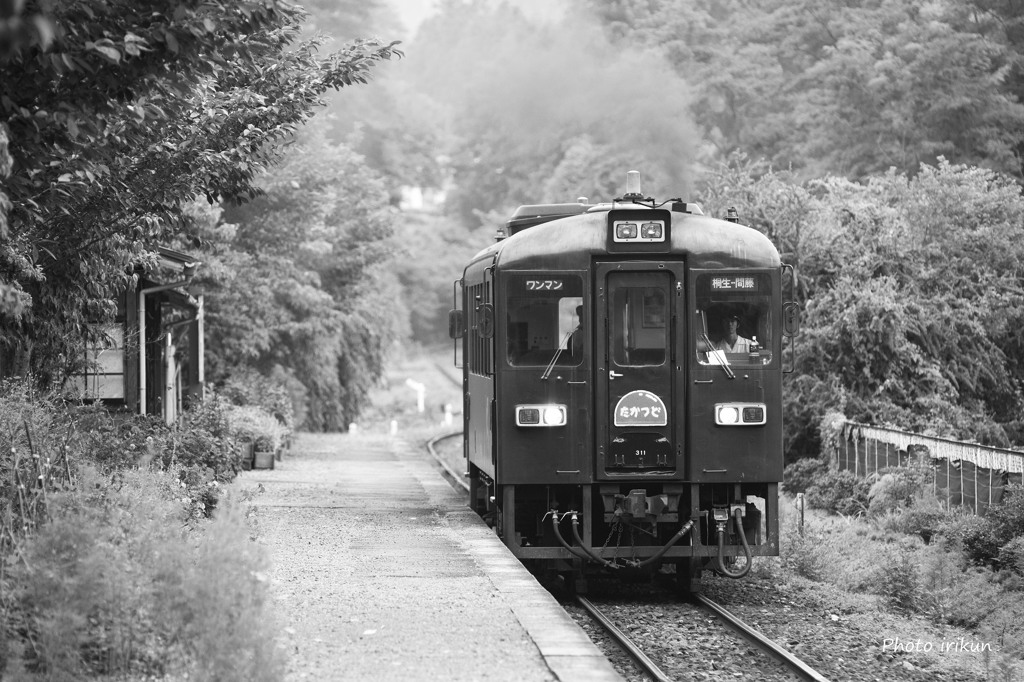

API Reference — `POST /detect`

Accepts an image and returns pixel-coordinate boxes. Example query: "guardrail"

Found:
[832,421,1024,514]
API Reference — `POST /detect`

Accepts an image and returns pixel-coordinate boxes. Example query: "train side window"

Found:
[695,274,773,367]
[506,274,583,367]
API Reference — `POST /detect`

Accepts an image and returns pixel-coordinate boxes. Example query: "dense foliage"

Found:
[0,381,288,678]
[183,123,401,429]
[335,1,1024,360]
[697,157,1024,455]
[0,0,398,388]
[587,0,1024,182]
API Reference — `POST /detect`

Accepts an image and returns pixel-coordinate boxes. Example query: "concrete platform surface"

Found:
[240,432,622,682]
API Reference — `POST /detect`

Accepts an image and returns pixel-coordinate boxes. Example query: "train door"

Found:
[595,262,685,477]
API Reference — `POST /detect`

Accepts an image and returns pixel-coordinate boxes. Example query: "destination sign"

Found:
[710,276,759,292]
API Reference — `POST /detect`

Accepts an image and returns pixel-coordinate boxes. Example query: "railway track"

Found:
[426,430,468,491]
[692,593,830,681]
[574,591,832,682]
[424,433,830,681]
[575,594,674,682]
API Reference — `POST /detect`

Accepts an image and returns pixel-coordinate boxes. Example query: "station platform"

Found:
[241,432,621,682]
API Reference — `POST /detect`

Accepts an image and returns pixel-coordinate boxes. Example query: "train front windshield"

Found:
[695,273,774,366]
[506,274,583,366]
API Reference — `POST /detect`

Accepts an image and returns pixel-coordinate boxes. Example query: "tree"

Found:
[699,158,1024,457]
[788,0,1024,179]
[0,0,398,384]
[586,0,1024,182]
[190,123,399,430]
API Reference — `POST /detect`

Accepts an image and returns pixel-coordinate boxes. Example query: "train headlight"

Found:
[717,406,740,425]
[641,221,663,239]
[516,404,567,427]
[715,402,767,426]
[615,222,638,240]
[613,219,666,243]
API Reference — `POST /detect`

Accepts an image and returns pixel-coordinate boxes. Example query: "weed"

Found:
[805,469,871,516]
[999,537,1024,576]
[7,468,283,680]
[0,379,288,681]
[938,510,1003,567]
[878,491,948,543]
[867,467,931,517]
[781,457,827,495]
[781,523,828,581]
[880,547,921,612]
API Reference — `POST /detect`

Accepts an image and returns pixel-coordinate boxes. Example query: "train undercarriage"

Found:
[468,464,780,593]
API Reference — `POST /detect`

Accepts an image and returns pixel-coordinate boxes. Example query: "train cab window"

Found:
[695,273,773,367]
[506,275,583,366]
[610,272,668,367]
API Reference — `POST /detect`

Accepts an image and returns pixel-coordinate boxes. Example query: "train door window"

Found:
[695,273,773,366]
[506,274,583,366]
[466,281,494,376]
[610,273,668,367]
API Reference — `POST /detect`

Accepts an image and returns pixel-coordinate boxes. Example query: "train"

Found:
[448,171,798,593]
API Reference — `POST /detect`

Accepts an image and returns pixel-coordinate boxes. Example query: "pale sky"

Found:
[386,0,567,40]
[387,0,440,39]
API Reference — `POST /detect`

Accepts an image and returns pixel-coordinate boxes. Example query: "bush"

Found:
[937,511,1002,566]
[72,404,167,471]
[0,383,78,557]
[879,547,921,612]
[805,469,871,516]
[934,486,1024,568]
[918,544,1003,627]
[782,457,827,495]
[7,467,284,680]
[781,525,828,580]
[998,536,1024,576]
[867,467,929,516]
[881,501,948,543]
[988,485,1024,542]
[0,380,285,680]
[220,367,295,431]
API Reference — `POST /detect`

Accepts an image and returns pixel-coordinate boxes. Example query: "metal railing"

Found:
[832,421,1024,514]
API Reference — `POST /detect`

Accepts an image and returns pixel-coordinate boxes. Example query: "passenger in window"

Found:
[570,305,584,358]
[714,315,753,353]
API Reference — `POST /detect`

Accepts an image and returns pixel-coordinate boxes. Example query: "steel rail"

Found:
[426,431,468,491]
[575,595,673,682]
[692,593,832,682]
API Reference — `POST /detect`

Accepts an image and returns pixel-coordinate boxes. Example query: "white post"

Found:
[197,294,205,386]
[165,333,175,425]
[405,378,426,413]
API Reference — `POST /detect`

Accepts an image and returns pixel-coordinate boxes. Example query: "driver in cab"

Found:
[715,315,752,353]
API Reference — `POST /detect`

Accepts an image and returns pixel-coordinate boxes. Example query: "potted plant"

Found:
[225,405,286,471]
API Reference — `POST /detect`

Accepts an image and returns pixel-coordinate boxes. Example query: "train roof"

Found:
[468,202,781,272]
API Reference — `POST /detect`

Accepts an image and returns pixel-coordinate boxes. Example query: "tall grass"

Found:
[5,467,284,681]
[1,381,286,681]
[775,492,1024,674]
